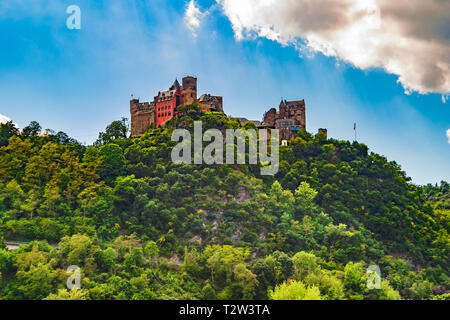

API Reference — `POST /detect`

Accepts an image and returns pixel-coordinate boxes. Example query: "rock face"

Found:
[130,76,224,136]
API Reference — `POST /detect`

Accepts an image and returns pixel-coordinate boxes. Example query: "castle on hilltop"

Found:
[130,75,323,142]
[259,99,307,141]
[236,99,310,142]
[130,76,223,136]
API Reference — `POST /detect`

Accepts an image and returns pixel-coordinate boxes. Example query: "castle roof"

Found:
[156,89,178,101]
[169,79,181,91]
[198,93,222,102]
[280,99,305,108]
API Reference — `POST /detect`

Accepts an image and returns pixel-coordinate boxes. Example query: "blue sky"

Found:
[0,0,448,185]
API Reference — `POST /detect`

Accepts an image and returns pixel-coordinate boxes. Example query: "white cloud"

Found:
[184,0,204,37]
[0,113,12,124]
[217,0,450,97]
[0,113,19,129]
[447,129,450,144]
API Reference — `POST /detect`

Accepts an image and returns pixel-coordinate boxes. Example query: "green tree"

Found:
[291,251,319,280]
[44,288,89,300]
[269,280,322,300]
[22,121,42,137]
[96,118,129,145]
[343,262,366,300]
[97,144,126,184]
[16,263,57,300]
[0,121,19,146]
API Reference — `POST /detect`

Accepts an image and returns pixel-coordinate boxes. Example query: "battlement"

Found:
[130,76,223,136]
[130,99,156,136]
[130,99,155,113]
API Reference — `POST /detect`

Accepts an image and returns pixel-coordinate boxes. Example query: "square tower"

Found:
[182,76,197,105]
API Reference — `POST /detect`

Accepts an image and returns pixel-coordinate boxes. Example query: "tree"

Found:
[16,263,57,299]
[268,280,322,300]
[233,263,259,299]
[294,182,318,216]
[343,262,366,300]
[96,118,129,145]
[144,241,160,268]
[44,288,89,300]
[408,280,433,300]
[291,251,319,280]
[0,121,19,146]
[367,280,401,300]
[94,247,116,273]
[203,245,249,285]
[22,121,42,137]
[304,272,345,300]
[16,244,50,271]
[123,248,146,275]
[59,234,95,270]
[98,144,126,184]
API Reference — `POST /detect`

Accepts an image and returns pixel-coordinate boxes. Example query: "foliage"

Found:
[268,280,322,300]
[0,114,448,300]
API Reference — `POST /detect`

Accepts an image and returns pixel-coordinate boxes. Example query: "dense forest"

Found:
[0,105,448,300]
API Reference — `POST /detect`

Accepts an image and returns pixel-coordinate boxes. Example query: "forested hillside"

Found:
[0,105,448,300]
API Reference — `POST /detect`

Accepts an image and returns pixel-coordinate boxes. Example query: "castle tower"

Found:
[182,76,197,105]
[130,99,140,136]
[263,108,277,127]
[130,99,156,136]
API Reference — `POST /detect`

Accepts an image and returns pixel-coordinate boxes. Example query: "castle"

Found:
[130,76,223,136]
[130,76,323,142]
[235,99,311,142]
[259,99,307,141]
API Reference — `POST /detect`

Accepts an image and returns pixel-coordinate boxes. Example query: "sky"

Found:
[0,0,449,185]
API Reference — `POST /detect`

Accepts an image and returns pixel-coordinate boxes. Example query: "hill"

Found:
[0,106,448,300]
